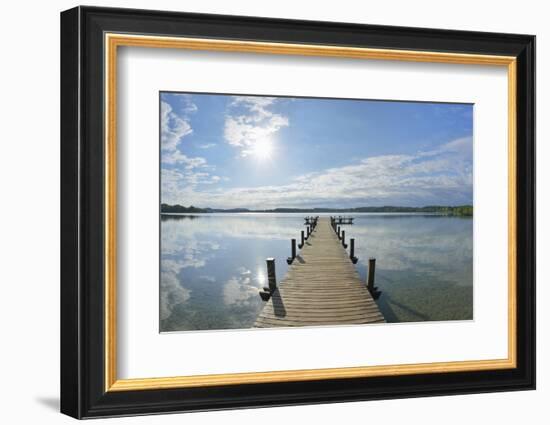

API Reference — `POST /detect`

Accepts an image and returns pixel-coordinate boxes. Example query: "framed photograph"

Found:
[60,6,535,419]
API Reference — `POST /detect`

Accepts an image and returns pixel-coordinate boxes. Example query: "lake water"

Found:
[160,213,473,332]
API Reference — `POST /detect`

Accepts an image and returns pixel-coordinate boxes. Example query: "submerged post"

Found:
[350,238,358,264]
[367,257,381,299]
[342,230,347,248]
[287,239,297,264]
[299,230,305,249]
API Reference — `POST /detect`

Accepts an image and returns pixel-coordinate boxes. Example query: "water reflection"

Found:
[160,213,473,331]
[345,215,473,322]
[160,214,299,331]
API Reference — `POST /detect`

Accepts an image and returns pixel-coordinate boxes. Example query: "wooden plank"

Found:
[254,217,384,327]
[258,311,384,321]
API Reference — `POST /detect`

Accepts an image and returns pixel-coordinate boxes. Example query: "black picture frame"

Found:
[61,5,535,419]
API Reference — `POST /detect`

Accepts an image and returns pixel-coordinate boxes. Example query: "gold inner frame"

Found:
[104,33,517,392]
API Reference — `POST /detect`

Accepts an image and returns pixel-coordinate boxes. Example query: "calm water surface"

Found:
[160,213,473,332]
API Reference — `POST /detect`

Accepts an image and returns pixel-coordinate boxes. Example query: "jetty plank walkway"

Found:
[254,217,385,328]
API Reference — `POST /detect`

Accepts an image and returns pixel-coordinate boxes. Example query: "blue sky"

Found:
[161,92,473,209]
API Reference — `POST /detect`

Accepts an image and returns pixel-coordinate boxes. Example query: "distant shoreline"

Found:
[160,204,473,216]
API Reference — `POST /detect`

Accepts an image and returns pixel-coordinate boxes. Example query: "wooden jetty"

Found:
[255,217,385,328]
[304,216,319,226]
[331,216,354,225]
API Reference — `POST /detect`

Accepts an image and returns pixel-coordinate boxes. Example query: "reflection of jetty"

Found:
[255,217,384,328]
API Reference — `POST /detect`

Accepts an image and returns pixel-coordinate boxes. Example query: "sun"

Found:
[251,139,274,160]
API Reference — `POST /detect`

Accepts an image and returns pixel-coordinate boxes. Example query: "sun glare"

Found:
[251,139,274,160]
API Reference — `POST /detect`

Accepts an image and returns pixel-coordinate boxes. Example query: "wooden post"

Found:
[298,230,305,249]
[307,225,311,239]
[259,290,271,301]
[367,257,376,292]
[350,238,358,264]
[337,226,341,239]
[367,257,381,299]
[260,257,277,300]
[342,230,347,248]
[267,258,277,292]
[287,239,297,264]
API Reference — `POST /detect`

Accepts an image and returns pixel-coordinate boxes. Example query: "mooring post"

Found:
[267,258,277,291]
[337,226,341,239]
[367,257,376,292]
[367,257,381,299]
[259,257,277,301]
[350,238,358,264]
[307,225,311,239]
[287,239,297,264]
[342,230,347,248]
[299,230,305,249]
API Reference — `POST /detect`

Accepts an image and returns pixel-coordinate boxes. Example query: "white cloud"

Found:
[198,143,217,149]
[161,168,224,205]
[163,136,473,209]
[224,96,289,156]
[183,98,198,114]
[161,100,211,170]
[162,150,207,168]
[161,98,224,201]
[419,136,473,159]
[161,101,193,152]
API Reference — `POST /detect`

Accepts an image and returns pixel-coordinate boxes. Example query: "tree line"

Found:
[160,204,473,216]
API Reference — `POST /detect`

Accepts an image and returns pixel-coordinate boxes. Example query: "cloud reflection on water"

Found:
[160,213,473,330]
